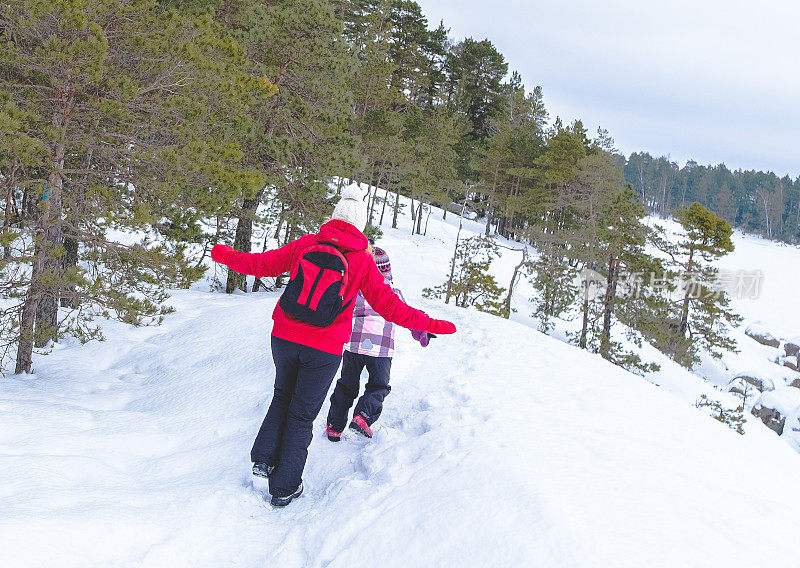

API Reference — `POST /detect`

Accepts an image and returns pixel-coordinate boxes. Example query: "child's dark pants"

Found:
[327,350,392,433]
[251,336,342,498]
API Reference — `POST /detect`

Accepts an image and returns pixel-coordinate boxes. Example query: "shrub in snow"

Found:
[423,236,506,316]
[695,395,746,434]
[727,377,769,412]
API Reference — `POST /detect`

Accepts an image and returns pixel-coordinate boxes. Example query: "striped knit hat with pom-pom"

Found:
[373,246,392,281]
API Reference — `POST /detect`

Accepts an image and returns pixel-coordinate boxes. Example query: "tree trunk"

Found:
[679,247,695,337]
[21,185,38,223]
[60,236,79,308]
[226,187,265,294]
[273,210,286,242]
[778,179,784,237]
[424,203,432,235]
[414,199,423,234]
[365,162,378,216]
[579,291,589,349]
[445,199,467,304]
[600,255,619,360]
[19,144,66,368]
[274,221,293,290]
[60,144,92,309]
[410,187,416,227]
[33,102,69,350]
[485,163,500,236]
[502,248,527,318]
[367,160,385,225]
[15,295,38,374]
[392,181,401,229]
[638,163,646,204]
[484,195,494,236]
[379,185,391,227]
[2,164,19,259]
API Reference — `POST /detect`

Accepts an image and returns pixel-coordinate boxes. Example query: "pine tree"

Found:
[444,37,507,182]
[655,202,742,366]
[0,0,273,373]
[424,235,506,316]
[220,0,357,293]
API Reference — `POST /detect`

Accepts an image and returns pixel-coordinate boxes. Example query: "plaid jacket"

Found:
[346,277,404,358]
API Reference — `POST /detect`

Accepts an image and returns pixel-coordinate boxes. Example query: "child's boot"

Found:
[326,425,342,442]
[349,414,373,438]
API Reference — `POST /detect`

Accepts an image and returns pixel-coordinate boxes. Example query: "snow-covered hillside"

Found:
[639,216,800,450]
[3,188,800,567]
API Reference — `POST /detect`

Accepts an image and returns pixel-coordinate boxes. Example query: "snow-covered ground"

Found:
[3,189,800,567]
[719,228,800,339]
[640,217,800,449]
[642,215,800,339]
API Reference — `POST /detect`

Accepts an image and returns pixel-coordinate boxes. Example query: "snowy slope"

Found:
[719,229,800,339]
[641,217,800,440]
[643,216,800,339]
[3,191,800,567]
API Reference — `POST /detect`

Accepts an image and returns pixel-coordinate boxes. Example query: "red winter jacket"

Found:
[212,220,446,355]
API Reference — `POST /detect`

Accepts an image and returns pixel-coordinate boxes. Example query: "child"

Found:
[326,245,433,441]
[210,187,456,507]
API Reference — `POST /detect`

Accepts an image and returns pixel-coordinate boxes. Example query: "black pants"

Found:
[327,350,392,433]
[251,336,342,497]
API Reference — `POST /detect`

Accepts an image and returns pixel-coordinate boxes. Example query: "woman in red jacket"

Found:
[211,187,456,507]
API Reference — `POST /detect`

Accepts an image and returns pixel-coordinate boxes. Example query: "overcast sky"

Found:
[420,0,800,178]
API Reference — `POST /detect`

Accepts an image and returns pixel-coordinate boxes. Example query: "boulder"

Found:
[745,323,780,348]
[785,339,800,359]
[728,375,772,394]
[751,405,787,435]
[751,387,800,436]
[783,356,799,372]
[791,378,800,389]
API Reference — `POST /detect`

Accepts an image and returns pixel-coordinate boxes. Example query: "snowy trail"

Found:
[4,192,800,567]
[4,286,800,567]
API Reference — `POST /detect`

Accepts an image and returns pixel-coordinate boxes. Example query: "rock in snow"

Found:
[728,374,773,394]
[751,405,787,434]
[744,323,781,348]
[751,387,800,435]
[784,339,800,359]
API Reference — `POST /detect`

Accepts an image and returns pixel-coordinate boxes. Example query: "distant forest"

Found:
[623,153,800,243]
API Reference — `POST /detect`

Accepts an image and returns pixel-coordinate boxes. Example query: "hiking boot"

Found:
[326,425,342,442]
[270,482,304,508]
[252,461,274,479]
[349,414,372,438]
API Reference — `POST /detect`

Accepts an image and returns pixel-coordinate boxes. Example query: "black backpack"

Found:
[279,242,353,327]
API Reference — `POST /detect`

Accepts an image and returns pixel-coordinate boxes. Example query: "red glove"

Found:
[427,319,456,335]
[211,244,234,265]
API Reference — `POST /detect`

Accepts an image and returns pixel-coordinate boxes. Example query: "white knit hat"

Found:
[332,186,368,232]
